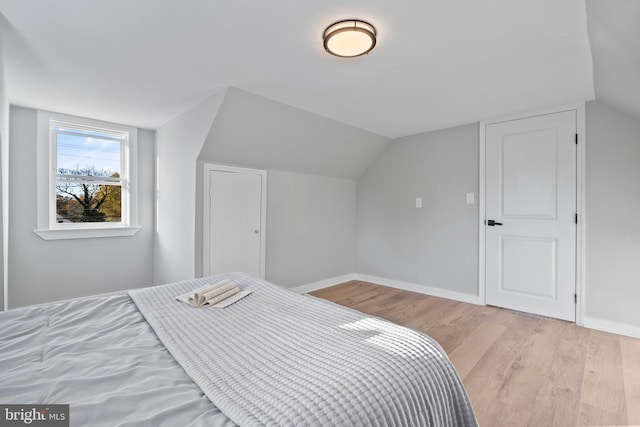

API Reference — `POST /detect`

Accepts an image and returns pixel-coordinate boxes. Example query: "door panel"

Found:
[500,236,557,298]
[485,110,576,321]
[502,128,557,218]
[208,170,263,277]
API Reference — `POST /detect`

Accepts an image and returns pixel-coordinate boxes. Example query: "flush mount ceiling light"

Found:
[323,19,377,58]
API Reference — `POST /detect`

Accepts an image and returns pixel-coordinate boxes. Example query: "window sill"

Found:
[34,226,142,241]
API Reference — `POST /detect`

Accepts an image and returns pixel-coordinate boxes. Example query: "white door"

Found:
[485,110,576,321]
[205,167,265,278]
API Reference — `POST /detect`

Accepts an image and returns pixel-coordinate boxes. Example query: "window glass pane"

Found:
[56,182,121,223]
[56,131,121,177]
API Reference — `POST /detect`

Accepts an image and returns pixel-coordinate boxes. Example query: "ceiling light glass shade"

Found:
[323,20,376,58]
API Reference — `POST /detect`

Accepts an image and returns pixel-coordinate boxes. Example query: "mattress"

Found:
[0,274,477,426]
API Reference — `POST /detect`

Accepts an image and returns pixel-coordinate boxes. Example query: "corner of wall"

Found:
[153,89,228,286]
[355,123,480,296]
[583,99,640,333]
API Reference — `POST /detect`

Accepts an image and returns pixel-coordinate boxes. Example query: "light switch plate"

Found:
[415,198,422,208]
[466,193,475,205]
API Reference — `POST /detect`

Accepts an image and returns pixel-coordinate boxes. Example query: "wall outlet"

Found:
[415,197,423,208]
[466,193,475,205]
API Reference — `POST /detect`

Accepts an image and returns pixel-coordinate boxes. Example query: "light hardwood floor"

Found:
[311,281,640,427]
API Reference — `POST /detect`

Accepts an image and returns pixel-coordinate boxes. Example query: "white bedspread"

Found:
[0,293,235,427]
[129,273,478,427]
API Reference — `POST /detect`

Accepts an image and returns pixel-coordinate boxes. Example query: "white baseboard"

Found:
[354,273,483,305]
[291,274,356,294]
[582,315,640,340]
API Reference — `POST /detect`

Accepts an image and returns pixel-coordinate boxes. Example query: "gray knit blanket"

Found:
[129,273,478,427]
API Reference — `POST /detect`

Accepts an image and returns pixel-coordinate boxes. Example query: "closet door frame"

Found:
[202,163,267,279]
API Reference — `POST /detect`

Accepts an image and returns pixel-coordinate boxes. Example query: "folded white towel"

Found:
[188,279,233,306]
[203,287,240,306]
[177,280,249,308]
[202,282,236,304]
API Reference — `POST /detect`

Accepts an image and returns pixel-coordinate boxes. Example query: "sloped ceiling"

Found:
[586,0,640,120]
[0,0,595,138]
[198,88,389,179]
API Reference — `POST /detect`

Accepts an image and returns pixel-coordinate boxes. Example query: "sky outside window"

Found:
[56,130,121,175]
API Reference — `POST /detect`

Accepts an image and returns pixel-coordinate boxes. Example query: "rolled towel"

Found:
[176,282,248,308]
[188,279,232,306]
[204,287,240,306]
[201,282,236,303]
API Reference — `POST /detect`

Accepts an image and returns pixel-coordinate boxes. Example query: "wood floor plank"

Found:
[418,302,477,349]
[311,281,640,427]
[620,336,640,424]
[529,322,589,427]
[496,330,558,415]
[462,316,541,425]
[331,287,394,309]
[401,298,461,334]
[482,400,532,427]
[446,320,506,379]
[580,330,627,424]
[578,402,625,427]
[312,281,377,302]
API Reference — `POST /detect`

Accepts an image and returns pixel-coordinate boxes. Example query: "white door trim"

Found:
[478,103,586,325]
[202,163,267,279]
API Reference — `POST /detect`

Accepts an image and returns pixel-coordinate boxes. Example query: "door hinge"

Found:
[575,134,578,144]
[575,213,578,224]
[574,293,577,304]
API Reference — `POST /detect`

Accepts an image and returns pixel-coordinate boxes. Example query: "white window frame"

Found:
[34,111,141,240]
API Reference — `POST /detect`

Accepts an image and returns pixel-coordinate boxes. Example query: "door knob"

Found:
[254,230,260,234]
[486,219,503,226]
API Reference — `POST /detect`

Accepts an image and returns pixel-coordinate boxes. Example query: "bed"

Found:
[0,273,477,426]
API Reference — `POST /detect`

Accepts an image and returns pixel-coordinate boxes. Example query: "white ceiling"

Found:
[0,0,600,138]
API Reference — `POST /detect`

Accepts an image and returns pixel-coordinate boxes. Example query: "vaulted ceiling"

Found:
[0,1,635,138]
[586,0,640,120]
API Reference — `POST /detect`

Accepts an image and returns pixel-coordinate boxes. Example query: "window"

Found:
[35,111,140,240]
[54,122,126,225]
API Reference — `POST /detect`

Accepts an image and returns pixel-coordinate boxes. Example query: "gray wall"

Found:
[196,88,388,288]
[8,106,155,307]
[0,41,7,310]
[356,123,479,296]
[585,100,640,327]
[266,171,356,287]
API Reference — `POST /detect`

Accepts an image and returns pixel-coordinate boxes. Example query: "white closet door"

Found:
[205,168,265,278]
[485,110,577,321]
